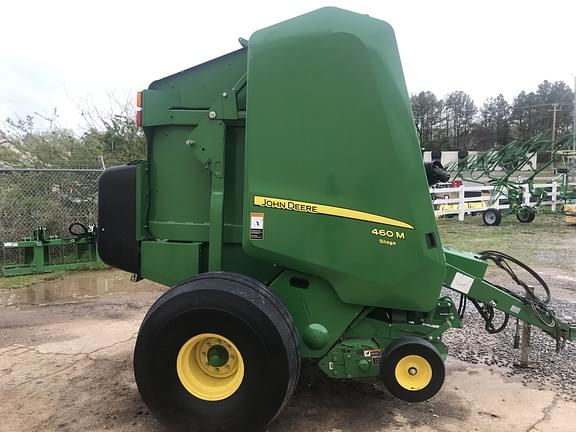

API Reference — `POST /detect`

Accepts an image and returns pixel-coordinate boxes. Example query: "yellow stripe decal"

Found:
[253,196,414,230]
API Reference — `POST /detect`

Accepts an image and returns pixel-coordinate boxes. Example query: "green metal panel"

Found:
[317,296,459,379]
[147,49,247,111]
[141,49,248,247]
[146,125,210,240]
[243,7,445,312]
[269,270,363,358]
[443,247,488,279]
[135,161,149,241]
[141,241,201,286]
[217,245,281,286]
[138,48,280,285]
[144,125,246,243]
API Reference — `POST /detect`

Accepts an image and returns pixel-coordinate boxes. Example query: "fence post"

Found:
[523,185,530,206]
[458,185,465,221]
[551,181,557,212]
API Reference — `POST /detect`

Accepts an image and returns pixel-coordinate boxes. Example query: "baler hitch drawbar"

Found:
[445,248,576,350]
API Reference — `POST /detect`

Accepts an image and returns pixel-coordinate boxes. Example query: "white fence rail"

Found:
[430,182,576,221]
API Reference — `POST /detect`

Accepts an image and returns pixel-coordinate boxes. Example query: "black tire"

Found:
[134,272,301,432]
[483,208,502,226]
[380,338,445,402]
[516,208,536,223]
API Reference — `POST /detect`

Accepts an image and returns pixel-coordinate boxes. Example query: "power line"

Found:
[515,102,569,110]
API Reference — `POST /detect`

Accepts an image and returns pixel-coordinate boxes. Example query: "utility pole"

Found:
[551,103,558,141]
[573,75,576,150]
[547,103,560,162]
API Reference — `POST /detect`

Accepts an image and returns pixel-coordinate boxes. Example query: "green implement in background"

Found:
[2,225,100,276]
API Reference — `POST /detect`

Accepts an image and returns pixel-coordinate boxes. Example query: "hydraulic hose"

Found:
[467,250,565,350]
[69,222,89,237]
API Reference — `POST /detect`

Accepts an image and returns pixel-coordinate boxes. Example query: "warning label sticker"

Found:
[250,212,264,240]
[451,272,474,295]
[363,349,382,365]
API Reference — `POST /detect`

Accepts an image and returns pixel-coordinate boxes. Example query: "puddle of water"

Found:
[0,270,164,307]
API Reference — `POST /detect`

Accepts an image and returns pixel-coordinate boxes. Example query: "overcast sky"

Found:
[1,0,574,131]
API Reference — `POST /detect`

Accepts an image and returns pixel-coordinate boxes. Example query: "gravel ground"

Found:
[444,291,576,401]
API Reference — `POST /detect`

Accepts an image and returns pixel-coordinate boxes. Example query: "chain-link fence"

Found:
[0,168,102,243]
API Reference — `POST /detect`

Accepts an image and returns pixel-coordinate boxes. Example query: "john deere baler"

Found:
[97,7,575,432]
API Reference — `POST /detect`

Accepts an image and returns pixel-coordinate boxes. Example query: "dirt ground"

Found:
[1,268,575,432]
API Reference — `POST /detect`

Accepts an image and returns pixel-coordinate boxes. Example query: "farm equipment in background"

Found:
[451,134,574,226]
[433,179,488,218]
[554,150,576,224]
[97,8,576,432]
[1,223,100,276]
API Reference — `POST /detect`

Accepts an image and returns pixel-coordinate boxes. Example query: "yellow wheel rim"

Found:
[394,355,432,391]
[176,333,244,401]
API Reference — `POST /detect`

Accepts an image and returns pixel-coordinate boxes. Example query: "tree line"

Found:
[0,80,574,170]
[0,99,146,169]
[411,80,574,152]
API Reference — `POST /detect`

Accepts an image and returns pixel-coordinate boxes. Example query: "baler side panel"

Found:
[148,48,248,110]
[135,49,278,286]
[244,7,445,312]
[269,270,363,358]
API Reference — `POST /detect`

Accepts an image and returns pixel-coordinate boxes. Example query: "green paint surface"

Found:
[244,7,445,311]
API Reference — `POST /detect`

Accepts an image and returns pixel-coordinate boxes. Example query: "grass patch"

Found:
[437,212,575,272]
